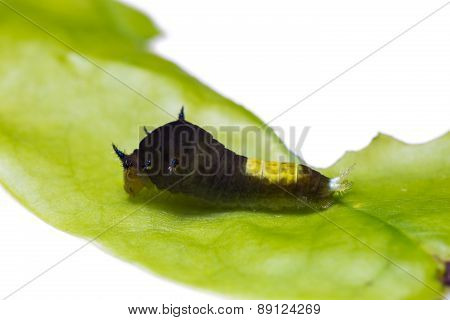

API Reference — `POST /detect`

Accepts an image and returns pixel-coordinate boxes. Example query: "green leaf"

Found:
[0,0,448,299]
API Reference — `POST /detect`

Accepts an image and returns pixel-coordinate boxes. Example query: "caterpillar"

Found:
[113,107,351,210]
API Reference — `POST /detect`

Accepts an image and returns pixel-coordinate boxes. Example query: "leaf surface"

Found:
[0,0,449,299]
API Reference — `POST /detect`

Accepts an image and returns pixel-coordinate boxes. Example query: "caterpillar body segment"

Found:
[245,159,331,196]
[113,108,351,210]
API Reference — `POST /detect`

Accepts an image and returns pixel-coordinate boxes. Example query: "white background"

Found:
[0,0,449,317]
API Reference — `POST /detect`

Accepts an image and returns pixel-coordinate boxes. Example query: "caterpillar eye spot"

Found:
[144,159,152,169]
[113,107,351,209]
[168,158,179,174]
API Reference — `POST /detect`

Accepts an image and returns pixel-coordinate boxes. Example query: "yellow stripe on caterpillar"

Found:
[245,158,298,186]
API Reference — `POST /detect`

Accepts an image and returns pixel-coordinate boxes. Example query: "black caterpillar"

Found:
[113,107,351,209]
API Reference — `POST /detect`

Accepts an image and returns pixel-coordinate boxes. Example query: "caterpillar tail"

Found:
[328,164,354,196]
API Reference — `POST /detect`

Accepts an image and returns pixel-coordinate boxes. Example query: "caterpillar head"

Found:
[112,144,144,196]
